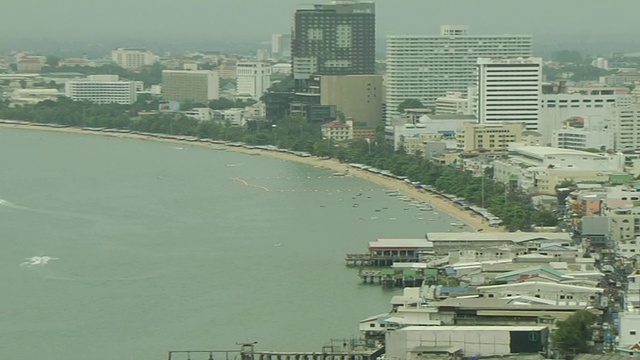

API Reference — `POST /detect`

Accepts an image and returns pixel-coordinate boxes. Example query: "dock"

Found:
[168,341,384,360]
[358,269,425,288]
[345,253,418,267]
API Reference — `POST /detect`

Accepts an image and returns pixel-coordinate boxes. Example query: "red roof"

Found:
[322,121,350,129]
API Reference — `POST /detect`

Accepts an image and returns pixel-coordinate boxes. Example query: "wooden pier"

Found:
[345,254,417,267]
[358,269,425,288]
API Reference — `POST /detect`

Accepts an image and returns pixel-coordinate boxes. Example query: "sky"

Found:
[3,0,640,50]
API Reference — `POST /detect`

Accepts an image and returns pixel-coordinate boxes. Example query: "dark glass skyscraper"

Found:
[292,0,375,85]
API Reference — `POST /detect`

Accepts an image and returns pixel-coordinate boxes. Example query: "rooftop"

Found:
[398,325,548,332]
[513,146,609,159]
[426,232,572,243]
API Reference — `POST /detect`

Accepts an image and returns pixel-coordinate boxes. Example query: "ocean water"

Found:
[0,128,469,360]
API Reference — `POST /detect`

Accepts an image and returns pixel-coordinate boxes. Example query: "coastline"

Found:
[0,122,502,232]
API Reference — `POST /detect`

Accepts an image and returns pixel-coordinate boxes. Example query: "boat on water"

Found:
[332,172,349,177]
[419,205,433,211]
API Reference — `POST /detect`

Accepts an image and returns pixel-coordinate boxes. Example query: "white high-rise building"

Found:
[477,57,542,130]
[111,48,157,71]
[236,62,272,100]
[65,75,137,104]
[385,25,532,123]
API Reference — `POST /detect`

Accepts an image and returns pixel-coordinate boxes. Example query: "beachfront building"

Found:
[161,70,220,104]
[385,25,532,123]
[65,75,137,105]
[321,120,353,142]
[425,232,572,255]
[456,122,525,154]
[493,145,625,194]
[386,325,548,359]
[319,74,384,128]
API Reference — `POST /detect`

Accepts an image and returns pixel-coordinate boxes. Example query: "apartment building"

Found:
[161,70,219,104]
[65,75,137,104]
[385,25,531,123]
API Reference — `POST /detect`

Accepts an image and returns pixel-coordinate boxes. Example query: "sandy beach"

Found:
[0,122,502,232]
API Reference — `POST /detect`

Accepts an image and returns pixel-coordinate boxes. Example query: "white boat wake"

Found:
[20,255,59,267]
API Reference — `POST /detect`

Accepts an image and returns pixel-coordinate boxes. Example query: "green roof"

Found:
[381,269,395,276]
[494,264,566,280]
[424,268,438,276]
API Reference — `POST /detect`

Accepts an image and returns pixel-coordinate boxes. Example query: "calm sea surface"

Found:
[0,128,469,360]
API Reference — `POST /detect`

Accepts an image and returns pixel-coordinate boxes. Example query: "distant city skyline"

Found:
[4,0,640,41]
[3,0,640,56]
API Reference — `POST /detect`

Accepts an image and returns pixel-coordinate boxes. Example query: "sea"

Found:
[0,127,470,360]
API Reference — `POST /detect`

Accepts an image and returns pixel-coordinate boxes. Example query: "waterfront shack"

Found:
[346,238,434,267]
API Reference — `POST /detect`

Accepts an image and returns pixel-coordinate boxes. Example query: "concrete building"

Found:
[65,75,137,104]
[493,145,625,194]
[271,33,291,59]
[457,122,525,154]
[552,127,614,151]
[435,91,472,115]
[17,57,44,73]
[161,70,219,104]
[319,74,383,127]
[477,57,542,130]
[321,120,353,141]
[538,87,631,146]
[271,63,292,75]
[292,0,375,86]
[591,57,609,70]
[218,61,237,80]
[183,107,214,121]
[385,25,532,123]
[111,48,156,71]
[601,71,640,86]
[386,325,548,359]
[236,62,271,100]
[613,105,640,152]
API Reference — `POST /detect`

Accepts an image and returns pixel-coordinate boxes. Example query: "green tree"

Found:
[46,55,60,67]
[551,310,596,358]
[397,99,424,113]
[531,210,558,227]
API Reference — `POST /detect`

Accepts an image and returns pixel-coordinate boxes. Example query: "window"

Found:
[632,331,637,335]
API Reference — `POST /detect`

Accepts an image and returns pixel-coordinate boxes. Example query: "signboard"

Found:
[159,100,180,113]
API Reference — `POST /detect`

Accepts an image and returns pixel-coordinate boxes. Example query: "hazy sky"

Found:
[3,0,639,43]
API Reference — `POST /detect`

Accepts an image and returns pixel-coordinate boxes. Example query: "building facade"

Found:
[271,33,292,59]
[319,74,383,127]
[292,0,375,85]
[111,48,156,71]
[477,57,542,130]
[236,62,272,100]
[65,75,137,104]
[321,120,353,141]
[457,122,525,153]
[161,70,219,104]
[385,25,532,123]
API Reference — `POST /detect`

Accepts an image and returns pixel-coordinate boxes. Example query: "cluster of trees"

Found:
[41,63,165,87]
[0,98,557,231]
[550,310,596,358]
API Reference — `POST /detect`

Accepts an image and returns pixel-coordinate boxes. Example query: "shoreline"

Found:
[0,122,502,232]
